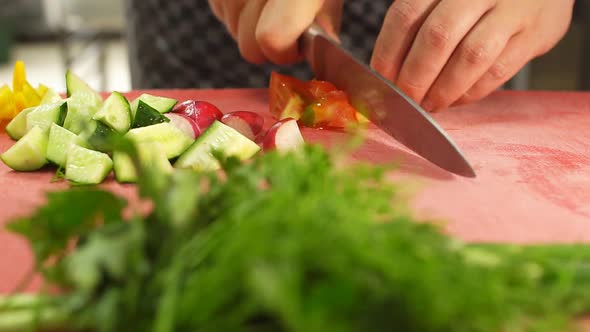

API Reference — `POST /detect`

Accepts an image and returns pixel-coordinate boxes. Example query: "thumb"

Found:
[256,0,326,65]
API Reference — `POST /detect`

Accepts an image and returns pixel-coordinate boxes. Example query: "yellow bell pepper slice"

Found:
[13,92,27,115]
[22,81,41,108]
[0,85,16,120]
[12,60,26,93]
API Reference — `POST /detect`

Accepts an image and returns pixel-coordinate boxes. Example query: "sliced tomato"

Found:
[269,72,360,129]
[269,71,310,120]
[305,79,338,99]
[302,91,358,129]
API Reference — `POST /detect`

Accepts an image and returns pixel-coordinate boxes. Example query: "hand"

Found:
[370,0,575,111]
[208,0,343,65]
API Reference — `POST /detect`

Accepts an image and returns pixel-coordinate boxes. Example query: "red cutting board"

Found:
[1,88,589,298]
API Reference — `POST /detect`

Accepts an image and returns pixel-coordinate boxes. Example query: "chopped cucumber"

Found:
[65,70,103,109]
[125,123,193,159]
[65,144,113,185]
[80,120,118,153]
[1,126,48,171]
[130,93,177,119]
[47,123,89,166]
[93,92,131,133]
[175,120,260,172]
[25,102,68,133]
[113,142,173,183]
[5,107,35,140]
[39,88,63,105]
[132,100,170,128]
[63,100,101,135]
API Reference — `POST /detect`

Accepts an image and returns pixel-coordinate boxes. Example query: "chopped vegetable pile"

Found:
[0,61,50,126]
[1,143,590,332]
[1,68,307,185]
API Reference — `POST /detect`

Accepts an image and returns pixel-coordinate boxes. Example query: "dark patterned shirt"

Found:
[125,0,389,89]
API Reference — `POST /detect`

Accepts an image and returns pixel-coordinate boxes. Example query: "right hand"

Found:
[208,0,343,65]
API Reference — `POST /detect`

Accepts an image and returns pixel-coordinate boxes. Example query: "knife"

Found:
[300,23,476,178]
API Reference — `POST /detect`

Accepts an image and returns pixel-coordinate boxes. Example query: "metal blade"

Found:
[301,24,476,178]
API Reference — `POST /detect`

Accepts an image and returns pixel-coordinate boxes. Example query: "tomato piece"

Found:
[269,71,309,120]
[302,91,358,129]
[305,79,338,99]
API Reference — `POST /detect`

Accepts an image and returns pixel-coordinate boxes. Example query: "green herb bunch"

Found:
[2,143,590,332]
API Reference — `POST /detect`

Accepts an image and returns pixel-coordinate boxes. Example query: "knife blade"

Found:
[300,23,476,178]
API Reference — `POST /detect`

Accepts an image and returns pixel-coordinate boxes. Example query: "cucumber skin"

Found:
[132,101,171,129]
[130,94,178,119]
[25,102,68,134]
[1,126,49,172]
[57,103,68,126]
[83,121,118,153]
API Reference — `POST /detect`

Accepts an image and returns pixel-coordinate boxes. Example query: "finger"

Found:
[422,6,524,111]
[370,0,440,82]
[237,0,268,64]
[256,0,325,65]
[395,0,495,104]
[223,0,247,39]
[458,32,534,104]
[208,0,225,21]
[315,0,344,41]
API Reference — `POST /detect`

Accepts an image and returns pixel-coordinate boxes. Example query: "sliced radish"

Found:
[165,113,200,139]
[221,111,264,141]
[173,100,223,133]
[263,118,304,152]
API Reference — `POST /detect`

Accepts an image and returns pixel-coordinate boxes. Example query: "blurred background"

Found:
[0,0,589,93]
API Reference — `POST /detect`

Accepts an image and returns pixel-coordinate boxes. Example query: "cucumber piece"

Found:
[5,107,35,140]
[39,88,63,105]
[92,92,131,133]
[25,102,68,133]
[130,93,177,119]
[65,144,113,185]
[65,70,103,108]
[175,120,260,172]
[47,123,89,166]
[1,126,48,171]
[113,142,173,183]
[125,123,193,159]
[79,120,118,153]
[63,100,100,135]
[132,100,170,128]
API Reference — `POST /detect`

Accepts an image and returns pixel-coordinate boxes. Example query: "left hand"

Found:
[370,0,575,111]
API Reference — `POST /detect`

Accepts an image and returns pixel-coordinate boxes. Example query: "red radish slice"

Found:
[173,100,223,133]
[263,118,304,152]
[165,113,200,139]
[221,111,264,141]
